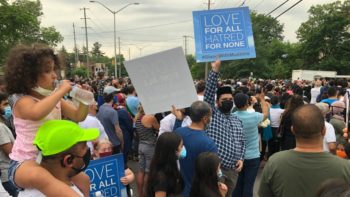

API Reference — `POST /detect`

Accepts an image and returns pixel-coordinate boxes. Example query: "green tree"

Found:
[90,43,108,64]
[266,40,302,79]
[87,42,116,77]
[218,12,285,79]
[118,54,128,77]
[58,46,76,79]
[91,42,104,57]
[0,0,63,65]
[40,26,63,47]
[186,55,206,80]
[79,46,87,62]
[73,67,88,78]
[297,0,350,74]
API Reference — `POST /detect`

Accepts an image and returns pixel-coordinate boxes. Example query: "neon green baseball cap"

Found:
[34,120,99,156]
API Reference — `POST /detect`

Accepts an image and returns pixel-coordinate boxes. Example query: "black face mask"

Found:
[219,100,233,114]
[71,148,91,174]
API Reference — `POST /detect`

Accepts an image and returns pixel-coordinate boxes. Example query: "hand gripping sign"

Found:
[193,7,256,62]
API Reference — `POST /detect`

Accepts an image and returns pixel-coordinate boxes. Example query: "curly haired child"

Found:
[5,44,90,196]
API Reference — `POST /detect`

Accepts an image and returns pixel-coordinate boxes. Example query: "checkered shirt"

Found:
[97,79,106,96]
[204,70,246,169]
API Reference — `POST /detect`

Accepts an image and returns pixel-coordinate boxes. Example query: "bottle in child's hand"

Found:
[69,86,94,105]
[57,80,73,93]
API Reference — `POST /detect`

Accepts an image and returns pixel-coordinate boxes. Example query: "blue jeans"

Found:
[232,158,260,197]
[97,95,104,108]
[123,130,133,163]
[8,160,23,190]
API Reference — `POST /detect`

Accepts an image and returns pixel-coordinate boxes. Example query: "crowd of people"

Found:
[0,43,350,197]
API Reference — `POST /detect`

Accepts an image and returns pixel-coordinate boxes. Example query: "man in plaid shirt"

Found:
[204,60,245,197]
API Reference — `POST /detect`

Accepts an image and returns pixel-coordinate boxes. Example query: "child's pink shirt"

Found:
[9,96,61,162]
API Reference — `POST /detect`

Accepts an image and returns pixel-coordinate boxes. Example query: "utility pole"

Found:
[118,37,121,78]
[204,0,213,80]
[73,23,78,66]
[81,7,90,77]
[183,35,189,56]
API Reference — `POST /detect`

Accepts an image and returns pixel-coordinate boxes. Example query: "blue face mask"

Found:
[179,146,187,159]
[217,169,223,178]
[3,106,11,119]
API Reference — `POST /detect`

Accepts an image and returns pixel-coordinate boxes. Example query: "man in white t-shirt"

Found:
[315,103,336,154]
[159,108,192,136]
[310,80,322,104]
[18,120,99,197]
[324,121,336,153]
[79,101,108,153]
[0,122,17,196]
[269,96,284,156]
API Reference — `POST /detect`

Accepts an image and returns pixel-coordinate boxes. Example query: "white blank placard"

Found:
[124,47,198,115]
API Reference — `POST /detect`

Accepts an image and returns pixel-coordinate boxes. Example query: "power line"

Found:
[234,0,242,7]
[88,9,110,31]
[89,18,107,33]
[215,0,228,8]
[275,0,303,19]
[89,28,106,40]
[252,0,266,10]
[266,0,290,15]
[239,0,246,7]
[87,37,183,47]
[62,19,191,37]
[117,19,192,32]
[122,38,183,43]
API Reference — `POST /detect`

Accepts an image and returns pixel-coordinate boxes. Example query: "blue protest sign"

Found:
[85,154,127,197]
[193,7,256,62]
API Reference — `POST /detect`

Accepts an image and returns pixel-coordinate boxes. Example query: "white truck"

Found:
[292,70,337,81]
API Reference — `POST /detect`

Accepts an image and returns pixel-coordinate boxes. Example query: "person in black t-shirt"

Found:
[147,132,184,197]
[190,152,227,197]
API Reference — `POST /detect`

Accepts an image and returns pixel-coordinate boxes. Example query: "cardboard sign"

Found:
[124,47,198,115]
[193,7,256,62]
[85,154,127,197]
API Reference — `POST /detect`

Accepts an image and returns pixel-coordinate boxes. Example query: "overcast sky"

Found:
[39,0,341,59]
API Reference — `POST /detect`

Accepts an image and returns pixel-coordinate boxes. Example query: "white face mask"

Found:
[32,86,53,96]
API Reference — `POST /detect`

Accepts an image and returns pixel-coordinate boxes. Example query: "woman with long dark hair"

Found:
[190,152,227,197]
[147,132,185,197]
[280,95,304,150]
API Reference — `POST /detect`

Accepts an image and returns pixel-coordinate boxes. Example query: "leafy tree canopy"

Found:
[0,0,63,65]
[297,0,350,74]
